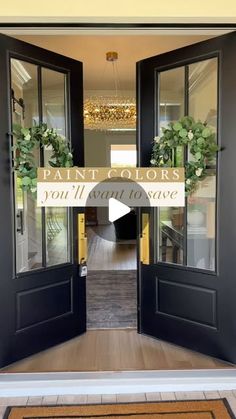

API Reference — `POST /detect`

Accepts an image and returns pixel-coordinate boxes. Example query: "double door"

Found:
[0,31,236,367]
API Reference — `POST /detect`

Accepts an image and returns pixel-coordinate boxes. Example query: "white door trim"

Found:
[0,369,236,397]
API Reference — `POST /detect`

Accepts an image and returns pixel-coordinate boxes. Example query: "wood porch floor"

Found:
[2,329,232,373]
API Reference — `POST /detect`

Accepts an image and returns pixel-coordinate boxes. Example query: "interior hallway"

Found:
[3,329,232,373]
[87,226,137,270]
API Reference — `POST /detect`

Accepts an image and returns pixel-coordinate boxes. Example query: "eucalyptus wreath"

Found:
[12,123,73,195]
[150,116,220,195]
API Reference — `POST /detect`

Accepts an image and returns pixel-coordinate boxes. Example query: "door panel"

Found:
[137,32,236,363]
[0,34,85,368]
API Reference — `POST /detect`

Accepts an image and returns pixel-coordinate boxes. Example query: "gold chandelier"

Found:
[84,52,136,131]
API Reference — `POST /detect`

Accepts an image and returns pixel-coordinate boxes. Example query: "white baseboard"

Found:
[0,369,236,397]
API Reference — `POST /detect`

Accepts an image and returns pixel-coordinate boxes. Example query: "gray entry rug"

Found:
[86,270,137,329]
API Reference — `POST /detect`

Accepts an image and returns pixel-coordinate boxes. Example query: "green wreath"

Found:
[150,116,220,195]
[12,123,73,195]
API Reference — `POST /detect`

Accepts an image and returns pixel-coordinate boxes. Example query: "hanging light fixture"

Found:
[84,51,136,131]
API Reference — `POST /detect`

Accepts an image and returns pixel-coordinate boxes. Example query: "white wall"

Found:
[84,129,136,224]
[84,129,136,167]
[1,0,236,20]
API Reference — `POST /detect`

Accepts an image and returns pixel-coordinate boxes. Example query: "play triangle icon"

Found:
[109,198,131,222]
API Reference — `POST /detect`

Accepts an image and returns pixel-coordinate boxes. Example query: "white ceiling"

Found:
[14,34,218,91]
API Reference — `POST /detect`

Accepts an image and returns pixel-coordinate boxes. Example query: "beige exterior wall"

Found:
[0,1,235,21]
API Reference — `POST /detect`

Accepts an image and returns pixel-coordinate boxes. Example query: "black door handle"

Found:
[17,209,24,235]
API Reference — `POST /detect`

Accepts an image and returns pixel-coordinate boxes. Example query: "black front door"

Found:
[0,34,86,368]
[137,31,236,364]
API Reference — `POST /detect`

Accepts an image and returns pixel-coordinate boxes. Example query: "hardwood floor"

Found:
[5,226,232,374]
[3,329,232,373]
[87,226,137,270]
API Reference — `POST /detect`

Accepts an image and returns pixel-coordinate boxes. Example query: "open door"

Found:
[0,34,86,368]
[137,31,236,364]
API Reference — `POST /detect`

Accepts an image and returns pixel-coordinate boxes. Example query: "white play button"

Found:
[109,198,131,222]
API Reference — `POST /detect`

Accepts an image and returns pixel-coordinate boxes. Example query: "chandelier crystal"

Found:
[84,52,136,131]
[84,96,136,130]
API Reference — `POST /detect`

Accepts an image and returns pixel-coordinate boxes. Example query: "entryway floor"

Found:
[87,226,137,270]
[2,329,233,372]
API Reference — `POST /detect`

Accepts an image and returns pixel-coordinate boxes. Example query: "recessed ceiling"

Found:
[14,34,217,91]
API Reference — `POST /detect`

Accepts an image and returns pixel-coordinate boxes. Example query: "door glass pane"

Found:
[157,66,185,264]
[159,67,185,133]
[11,59,43,273]
[41,68,70,266]
[187,58,217,271]
[46,208,70,266]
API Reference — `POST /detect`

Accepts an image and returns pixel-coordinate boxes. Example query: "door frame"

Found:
[0,22,235,28]
[0,24,235,373]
